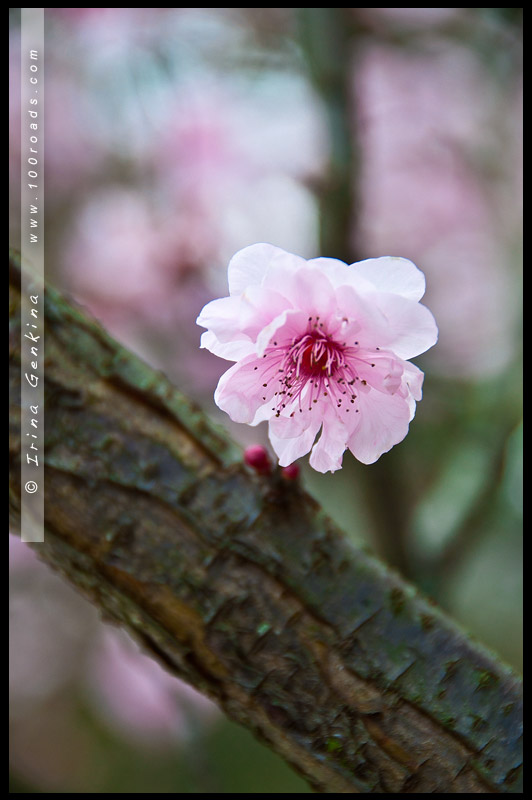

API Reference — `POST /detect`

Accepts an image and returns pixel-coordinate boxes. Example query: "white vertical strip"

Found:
[20,8,45,542]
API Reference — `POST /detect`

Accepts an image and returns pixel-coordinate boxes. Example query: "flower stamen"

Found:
[260,327,364,416]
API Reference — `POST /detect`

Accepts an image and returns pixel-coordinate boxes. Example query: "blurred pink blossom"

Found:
[151,78,326,287]
[85,628,218,747]
[9,36,103,202]
[60,186,234,395]
[356,43,521,377]
[62,189,168,324]
[9,537,218,753]
[9,537,99,710]
[44,72,104,195]
[60,73,326,394]
[53,7,165,49]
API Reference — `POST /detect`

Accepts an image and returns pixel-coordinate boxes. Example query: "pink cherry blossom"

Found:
[197,244,438,473]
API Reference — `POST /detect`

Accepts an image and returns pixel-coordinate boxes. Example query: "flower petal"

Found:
[239,284,293,339]
[351,256,427,301]
[255,308,309,356]
[333,284,390,349]
[309,407,353,473]
[352,350,406,396]
[347,389,413,464]
[214,353,281,423]
[228,243,306,296]
[199,330,255,361]
[196,295,245,343]
[403,361,424,402]
[197,286,292,346]
[307,256,377,295]
[370,292,439,360]
[269,415,321,466]
[402,361,425,419]
[262,264,337,319]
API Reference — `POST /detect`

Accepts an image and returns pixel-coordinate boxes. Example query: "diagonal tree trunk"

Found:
[9,251,522,793]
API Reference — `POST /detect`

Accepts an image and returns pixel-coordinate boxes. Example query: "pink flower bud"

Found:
[281,463,300,481]
[244,444,272,475]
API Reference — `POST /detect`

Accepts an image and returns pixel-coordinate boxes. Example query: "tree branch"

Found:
[9,251,522,793]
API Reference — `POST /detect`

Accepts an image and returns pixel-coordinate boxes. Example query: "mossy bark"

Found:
[9,252,522,793]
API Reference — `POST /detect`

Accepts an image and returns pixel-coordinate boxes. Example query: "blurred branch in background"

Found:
[9,253,522,793]
[415,416,521,598]
[297,8,358,264]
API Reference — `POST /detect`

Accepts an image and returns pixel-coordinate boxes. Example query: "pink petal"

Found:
[351,350,405,396]
[333,284,391,349]
[348,390,413,464]
[199,330,255,361]
[268,411,312,439]
[269,416,322,466]
[403,361,424,401]
[196,295,245,342]
[307,256,378,295]
[309,407,354,473]
[351,256,427,301]
[369,292,438,360]
[228,243,306,297]
[239,284,293,338]
[262,264,337,320]
[198,286,291,351]
[255,308,310,356]
[402,362,425,419]
[214,353,280,423]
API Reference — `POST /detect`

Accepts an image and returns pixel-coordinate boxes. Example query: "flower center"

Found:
[259,318,373,418]
[291,331,344,378]
[299,339,329,374]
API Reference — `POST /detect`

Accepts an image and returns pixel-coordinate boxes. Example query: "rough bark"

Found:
[9,251,522,793]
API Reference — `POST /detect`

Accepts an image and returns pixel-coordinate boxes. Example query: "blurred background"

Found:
[9,8,522,793]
